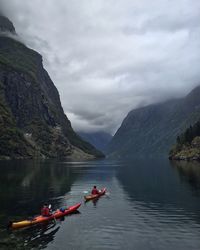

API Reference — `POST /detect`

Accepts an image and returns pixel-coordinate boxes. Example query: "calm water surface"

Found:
[0,158,200,250]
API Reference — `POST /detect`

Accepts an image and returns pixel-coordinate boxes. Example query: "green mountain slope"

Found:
[107,86,200,158]
[0,16,104,159]
[78,131,112,153]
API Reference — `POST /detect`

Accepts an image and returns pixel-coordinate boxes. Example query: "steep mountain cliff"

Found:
[78,131,112,153]
[107,85,200,158]
[0,16,104,159]
[0,15,15,33]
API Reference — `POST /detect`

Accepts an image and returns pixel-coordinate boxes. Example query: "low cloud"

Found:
[1,0,200,134]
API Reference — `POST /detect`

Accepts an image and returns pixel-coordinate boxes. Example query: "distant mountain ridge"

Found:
[107,85,200,158]
[78,131,112,153]
[0,15,104,159]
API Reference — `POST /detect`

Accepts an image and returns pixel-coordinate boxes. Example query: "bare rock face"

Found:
[0,16,104,159]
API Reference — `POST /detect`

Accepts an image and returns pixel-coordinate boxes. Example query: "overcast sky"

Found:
[1,0,200,134]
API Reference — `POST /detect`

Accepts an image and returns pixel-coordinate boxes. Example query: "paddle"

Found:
[83,190,102,194]
[83,189,109,196]
[49,204,52,209]
[49,204,56,224]
[105,191,110,197]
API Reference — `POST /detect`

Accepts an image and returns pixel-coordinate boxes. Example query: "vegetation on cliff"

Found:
[0,16,104,159]
[0,81,35,159]
[0,36,40,81]
[169,121,200,161]
[107,85,200,158]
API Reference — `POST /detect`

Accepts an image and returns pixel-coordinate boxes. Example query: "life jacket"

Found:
[91,188,99,195]
[41,206,50,216]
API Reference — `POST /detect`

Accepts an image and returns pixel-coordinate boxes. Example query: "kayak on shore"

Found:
[84,188,106,202]
[10,202,81,230]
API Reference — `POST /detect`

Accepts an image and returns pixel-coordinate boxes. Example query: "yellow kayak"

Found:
[10,202,81,230]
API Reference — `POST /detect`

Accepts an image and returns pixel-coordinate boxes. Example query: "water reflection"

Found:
[0,223,61,250]
[0,160,80,225]
[18,223,60,250]
[84,197,99,207]
[116,158,177,206]
[0,159,84,249]
[1,159,200,250]
[171,160,200,194]
[116,158,200,219]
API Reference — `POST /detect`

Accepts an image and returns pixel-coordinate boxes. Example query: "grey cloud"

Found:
[1,0,200,134]
[69,109,105,122]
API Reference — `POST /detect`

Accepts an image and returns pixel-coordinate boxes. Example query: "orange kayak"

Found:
[84,188,106,201]
[11,202,81,230]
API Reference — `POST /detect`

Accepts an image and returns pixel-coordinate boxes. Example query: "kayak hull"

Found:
[84,188,106,201]
[11,202,81,230]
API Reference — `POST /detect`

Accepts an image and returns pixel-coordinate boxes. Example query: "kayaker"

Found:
[41,203,51,217]
[91,186,99,195]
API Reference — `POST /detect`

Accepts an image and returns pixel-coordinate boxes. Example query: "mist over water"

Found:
[0,159,200,250]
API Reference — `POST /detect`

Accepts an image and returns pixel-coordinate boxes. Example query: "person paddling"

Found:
[91,186,99,195]
[41,203,51,217]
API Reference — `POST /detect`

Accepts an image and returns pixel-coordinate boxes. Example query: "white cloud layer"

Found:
[1,0,200,134]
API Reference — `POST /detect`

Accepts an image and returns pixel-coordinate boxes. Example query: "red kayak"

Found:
[84,188,106,201]
[11,202,81,230]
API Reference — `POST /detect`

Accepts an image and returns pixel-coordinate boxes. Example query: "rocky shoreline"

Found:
[169,137,200,161]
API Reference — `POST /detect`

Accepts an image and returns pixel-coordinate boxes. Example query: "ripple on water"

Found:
[2,159,200,250]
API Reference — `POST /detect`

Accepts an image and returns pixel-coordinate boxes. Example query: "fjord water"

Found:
[1,159,200,250]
